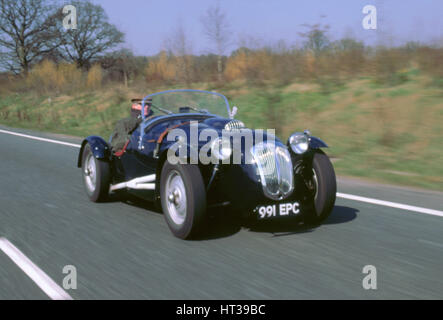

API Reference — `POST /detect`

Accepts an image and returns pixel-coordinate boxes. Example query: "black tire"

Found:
[303,150,337,225]
[160,161,207,239]
[81,144,111,202]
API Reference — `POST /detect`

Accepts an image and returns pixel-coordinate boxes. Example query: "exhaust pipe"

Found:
[110,174,156,191]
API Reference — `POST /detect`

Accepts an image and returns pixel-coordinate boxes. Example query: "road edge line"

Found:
[0,129,81,148]
[337,192,443,217]
[0,237,73,300]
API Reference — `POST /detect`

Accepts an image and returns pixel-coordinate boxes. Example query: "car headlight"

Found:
[211,137,232,160]
[288,132,309,154]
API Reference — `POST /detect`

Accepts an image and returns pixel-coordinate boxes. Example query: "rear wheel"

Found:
[303,150,336,225]
[82,145,111,202]
[160,161,207,239]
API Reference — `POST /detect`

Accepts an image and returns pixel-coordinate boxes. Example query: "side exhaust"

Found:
[110,174,156,191]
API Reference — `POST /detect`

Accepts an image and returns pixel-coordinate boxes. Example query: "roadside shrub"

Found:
[146,51,177,83]
[26,60,84,94]
[416,47,443,87]
[173,54,194,84]
[224,49,274,83]
[373,48,410,86]
[224,50,248,81]
[27,60,62,93]
[86,64,103,90]
[58,63,83,93]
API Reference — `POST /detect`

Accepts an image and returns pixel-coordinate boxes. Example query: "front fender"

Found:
[309,136,328,149]
[77,136,110,168]
[158,140,202,165]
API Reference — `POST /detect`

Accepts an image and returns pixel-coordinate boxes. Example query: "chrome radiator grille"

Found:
[251,143,294,200]
[224,120,245,131]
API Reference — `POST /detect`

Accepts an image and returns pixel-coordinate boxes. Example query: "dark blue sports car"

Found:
[77,89,336,239]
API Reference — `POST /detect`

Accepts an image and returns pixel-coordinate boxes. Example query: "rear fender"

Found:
[77,136,110,167]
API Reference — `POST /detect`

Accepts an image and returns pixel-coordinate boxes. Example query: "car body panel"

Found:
[77,136,110,167]
[309,136,328,149]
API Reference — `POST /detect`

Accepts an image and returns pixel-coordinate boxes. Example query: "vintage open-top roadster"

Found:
[77,89,336,239]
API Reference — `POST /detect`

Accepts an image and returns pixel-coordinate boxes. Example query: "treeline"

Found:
[1,0,443,95]
[9,41,443,94]
[144,42,443,86]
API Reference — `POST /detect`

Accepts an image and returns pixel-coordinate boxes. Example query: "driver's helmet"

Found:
[131,98,153,118]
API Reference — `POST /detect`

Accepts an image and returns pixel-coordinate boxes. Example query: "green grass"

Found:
[1,74,443,191]
[388,88,411,97]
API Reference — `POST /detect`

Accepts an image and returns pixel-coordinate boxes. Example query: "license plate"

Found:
[254,202,300,219]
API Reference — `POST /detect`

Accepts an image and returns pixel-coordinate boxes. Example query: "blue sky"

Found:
[90,0,443,56]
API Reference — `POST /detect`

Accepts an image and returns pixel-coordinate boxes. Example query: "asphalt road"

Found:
[0,125,442,300]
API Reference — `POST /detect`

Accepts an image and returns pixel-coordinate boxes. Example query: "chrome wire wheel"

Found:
[84,153,97,194]
[160,162,207,239]
[165,170,187,225]
[304,168,319,200]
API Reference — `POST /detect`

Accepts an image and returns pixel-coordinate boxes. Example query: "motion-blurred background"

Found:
[0,0,442,190]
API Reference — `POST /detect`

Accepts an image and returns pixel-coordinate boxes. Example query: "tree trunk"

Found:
[123,70,128,87]
[217,55,223,82]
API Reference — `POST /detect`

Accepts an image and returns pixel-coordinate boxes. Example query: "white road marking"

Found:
[0,237,73,300]
[418,239,443,249]
[1,128,442,218]
[337,193,443,217]
[0,129,81,148]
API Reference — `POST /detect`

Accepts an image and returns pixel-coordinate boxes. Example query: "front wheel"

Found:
[303,150,337,225]
[160,162,207,239]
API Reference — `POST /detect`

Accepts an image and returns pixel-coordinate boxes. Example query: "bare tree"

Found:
[58,0,124,69]
[298,23,330,56]
[201,3,231,81]
[0,0,62,73]
[99,48,142,87]
[164,24,194,84]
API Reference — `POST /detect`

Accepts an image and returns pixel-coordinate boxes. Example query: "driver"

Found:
[110,98,153,153]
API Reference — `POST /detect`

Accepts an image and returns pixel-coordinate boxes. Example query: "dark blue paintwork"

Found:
[77,136,110,167]
[309,136,328,149]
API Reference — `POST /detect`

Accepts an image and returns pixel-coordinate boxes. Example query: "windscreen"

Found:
[142,89,231,119]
